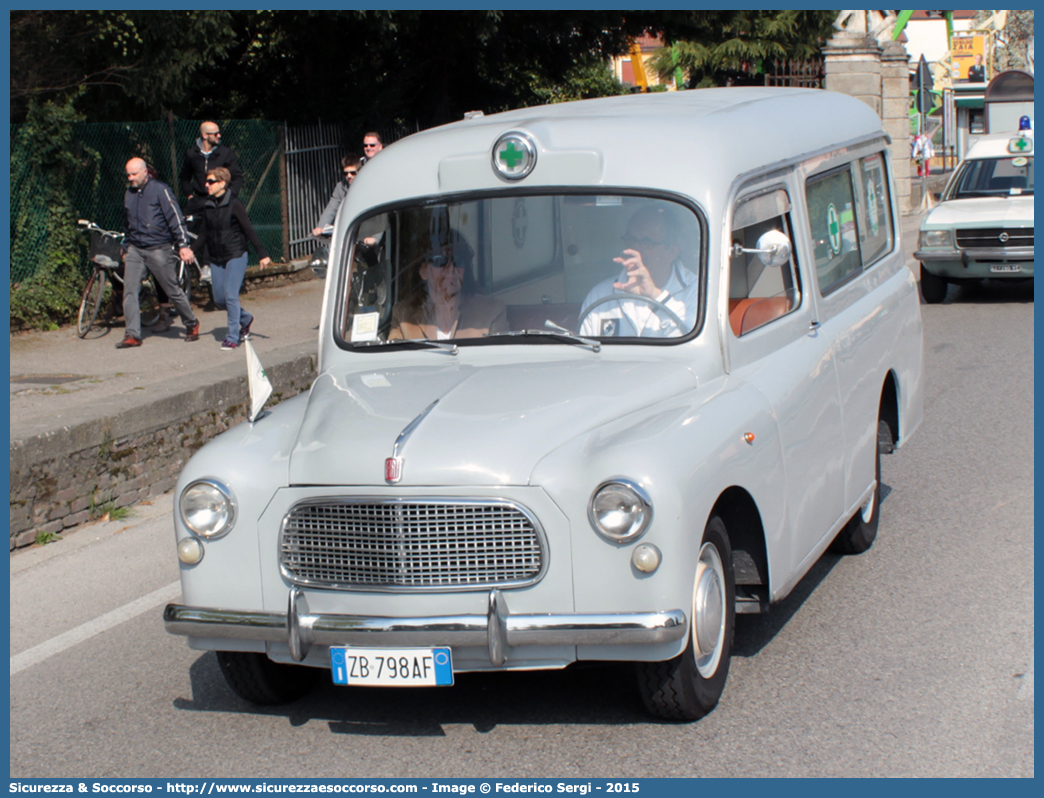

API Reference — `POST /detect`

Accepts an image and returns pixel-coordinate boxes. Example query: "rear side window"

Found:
[806,167,862,294]
[805,151,894,295]
[853,154,893,266]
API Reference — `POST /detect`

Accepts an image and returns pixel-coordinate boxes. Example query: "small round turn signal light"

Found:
[743,432,755,445]
[632,544,662,574]
[177,537,204,565]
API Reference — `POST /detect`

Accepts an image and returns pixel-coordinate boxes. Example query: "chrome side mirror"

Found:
[309,244,329,279]
[730,229,792,268]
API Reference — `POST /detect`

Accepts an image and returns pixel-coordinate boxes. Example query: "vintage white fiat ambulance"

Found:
[165,88,924,720]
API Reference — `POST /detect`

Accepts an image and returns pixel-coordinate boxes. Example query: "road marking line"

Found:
[10,580,181,676]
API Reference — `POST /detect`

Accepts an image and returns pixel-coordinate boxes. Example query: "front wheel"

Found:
[919,264,948,304]
[216,651,318,705]
[637,515,735,720]
[77,269,106,338]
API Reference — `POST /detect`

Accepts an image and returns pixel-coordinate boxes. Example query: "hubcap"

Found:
[693,542,726,677]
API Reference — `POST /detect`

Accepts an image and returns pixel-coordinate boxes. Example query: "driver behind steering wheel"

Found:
[578,205,698,338]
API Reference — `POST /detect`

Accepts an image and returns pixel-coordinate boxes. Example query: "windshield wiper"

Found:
[353,338,458,355]
[491,322,601,352]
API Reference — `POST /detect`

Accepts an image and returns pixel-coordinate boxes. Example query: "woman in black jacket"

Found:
[191,167,271,350]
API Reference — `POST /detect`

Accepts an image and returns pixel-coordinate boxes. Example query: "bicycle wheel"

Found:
[77,269,107,338]
[139,275,162,327]
[177,260,192,305]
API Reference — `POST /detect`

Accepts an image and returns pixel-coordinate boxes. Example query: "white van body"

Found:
[166,88,924,720]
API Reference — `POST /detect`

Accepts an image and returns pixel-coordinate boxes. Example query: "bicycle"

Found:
[76,220,161,338]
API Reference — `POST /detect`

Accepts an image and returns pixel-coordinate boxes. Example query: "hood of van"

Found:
[926,195,1034,227]
[288,359,697,487]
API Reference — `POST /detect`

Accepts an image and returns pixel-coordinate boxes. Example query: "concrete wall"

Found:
[9,343,317,550]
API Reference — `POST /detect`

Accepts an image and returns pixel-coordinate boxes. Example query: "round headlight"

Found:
[179,479,235,538]
[588,479,653,543]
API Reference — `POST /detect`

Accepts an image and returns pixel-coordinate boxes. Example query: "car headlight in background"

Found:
[179,479,236,539]
[919,229,952,248]
[588,479,653,543]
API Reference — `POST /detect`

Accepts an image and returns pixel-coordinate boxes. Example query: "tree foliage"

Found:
[10,92,98,329]
[11,10,836,127]
[647,10,836,89]
[11,10,234,122]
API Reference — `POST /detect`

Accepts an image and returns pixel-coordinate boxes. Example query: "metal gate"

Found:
[283,121,350,260]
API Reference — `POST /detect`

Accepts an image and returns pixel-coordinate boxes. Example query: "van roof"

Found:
[964,132,1034,161]
[347,88,887,214]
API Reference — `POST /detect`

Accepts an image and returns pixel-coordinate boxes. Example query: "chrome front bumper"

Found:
[915,246,1034,264]
[164,587,688,667]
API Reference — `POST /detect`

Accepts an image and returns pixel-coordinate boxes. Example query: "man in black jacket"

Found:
[180,121,244,214]
[119,158,200,348]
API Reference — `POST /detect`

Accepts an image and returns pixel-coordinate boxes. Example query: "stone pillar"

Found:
[823,33,883,114]
[881,41,913,214]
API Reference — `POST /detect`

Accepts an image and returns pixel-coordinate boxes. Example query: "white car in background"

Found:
[915,132,1034,303]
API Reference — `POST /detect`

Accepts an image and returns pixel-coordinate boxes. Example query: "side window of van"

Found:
[806,167,862,294]
[852,153,894,267]
[728,188,802,337]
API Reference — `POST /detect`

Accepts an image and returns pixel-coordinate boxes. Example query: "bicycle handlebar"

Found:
[78,220,124,238]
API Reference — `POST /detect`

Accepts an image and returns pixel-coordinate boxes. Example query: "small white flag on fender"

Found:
[244,339,272,422]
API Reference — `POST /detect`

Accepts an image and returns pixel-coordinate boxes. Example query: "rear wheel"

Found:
[637,515,735,721]
[177,260,192,304]
[77,269,106,338]
[139,275,161,328]
[216,651,318,705]
[830,419,891,555]
[919,264,948,304]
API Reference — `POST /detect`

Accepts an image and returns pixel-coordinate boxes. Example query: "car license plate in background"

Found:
[330,646,454,686]
[990,264,1022,273]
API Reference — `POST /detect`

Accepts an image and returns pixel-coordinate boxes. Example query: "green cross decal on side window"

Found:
[827,204,841,254]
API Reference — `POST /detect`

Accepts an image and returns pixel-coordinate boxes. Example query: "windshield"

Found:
[950,156,1034,199]
[338,194,703,347]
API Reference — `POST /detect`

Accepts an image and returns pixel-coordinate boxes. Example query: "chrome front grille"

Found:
[280,499,546,591]
[956,228,1034,248]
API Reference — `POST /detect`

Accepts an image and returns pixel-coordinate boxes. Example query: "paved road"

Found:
[9,278,1033,778]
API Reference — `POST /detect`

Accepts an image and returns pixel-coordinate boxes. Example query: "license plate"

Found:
[990,264,1022,273]
[330,646,454,686]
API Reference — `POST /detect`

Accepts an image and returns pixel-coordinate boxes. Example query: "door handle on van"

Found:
[808,320,821,334]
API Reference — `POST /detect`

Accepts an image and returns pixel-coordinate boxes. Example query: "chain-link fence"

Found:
[10,119,283,285]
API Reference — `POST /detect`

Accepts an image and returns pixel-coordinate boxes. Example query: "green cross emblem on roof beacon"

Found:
[492,132,536,180]
[1009,136,1032,154]
[499,141,525,169]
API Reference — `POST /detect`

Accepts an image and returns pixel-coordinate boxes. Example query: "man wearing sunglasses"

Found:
[313,153,362,237]
[360,131,383,164]
[578,204,699,338]
[180,121,245,214]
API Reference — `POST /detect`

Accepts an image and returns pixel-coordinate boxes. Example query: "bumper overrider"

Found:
[164,587,688,667]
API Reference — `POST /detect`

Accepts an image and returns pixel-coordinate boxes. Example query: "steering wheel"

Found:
[576,292,686,335]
